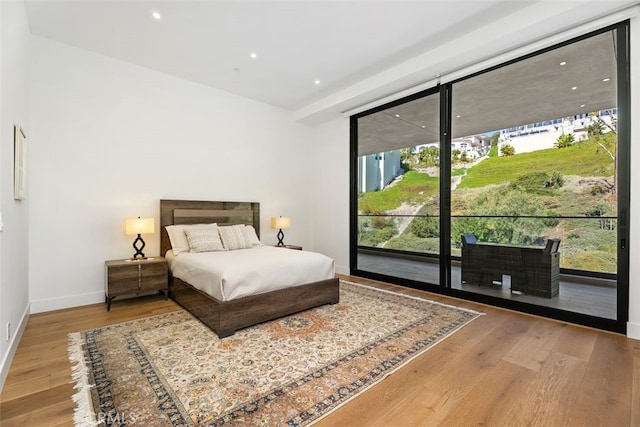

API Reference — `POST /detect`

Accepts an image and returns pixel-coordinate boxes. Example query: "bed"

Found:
[160,199,340,338]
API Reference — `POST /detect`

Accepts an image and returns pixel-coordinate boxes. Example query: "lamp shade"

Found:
[125,217,155,235]
[270,216,291,229]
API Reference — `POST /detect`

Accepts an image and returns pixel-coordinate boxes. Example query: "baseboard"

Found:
[335,264,349,276]
[627,321,640,340]
[0,303,30,393]
[30,291,104,314]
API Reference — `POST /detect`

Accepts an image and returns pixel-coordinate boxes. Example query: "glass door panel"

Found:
[450,29,619,319]
[355,91,441,285]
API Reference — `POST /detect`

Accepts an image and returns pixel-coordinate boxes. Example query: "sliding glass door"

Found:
[352,89,441,286]
[350,22,630,333]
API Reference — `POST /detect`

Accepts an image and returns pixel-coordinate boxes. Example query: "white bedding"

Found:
[165,246,335,301]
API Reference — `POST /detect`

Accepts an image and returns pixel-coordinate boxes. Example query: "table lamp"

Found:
[270,216,290,247]
[125,217,155,259]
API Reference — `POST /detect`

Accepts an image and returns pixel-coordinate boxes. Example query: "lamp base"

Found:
[132,234,147,259]
[276,229,285,247]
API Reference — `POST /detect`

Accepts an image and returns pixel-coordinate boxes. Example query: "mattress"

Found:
[166,245,335,301]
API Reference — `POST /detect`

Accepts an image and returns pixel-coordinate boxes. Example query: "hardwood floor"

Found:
[1,275,639,426]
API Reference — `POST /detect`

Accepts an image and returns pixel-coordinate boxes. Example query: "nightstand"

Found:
[105,257,169,311]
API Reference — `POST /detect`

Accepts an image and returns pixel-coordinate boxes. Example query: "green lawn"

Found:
[459,135,615,189]
[358,170,439,213]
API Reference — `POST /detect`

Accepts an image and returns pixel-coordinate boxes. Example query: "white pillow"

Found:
[165,225,191,255]
[244,225,262,246]
[219,224,252,250]
[184,224,226,253]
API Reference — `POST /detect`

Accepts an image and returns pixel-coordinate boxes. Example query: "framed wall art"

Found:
[14,125,26,200]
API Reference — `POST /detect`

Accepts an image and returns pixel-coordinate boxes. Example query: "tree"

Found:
[590,110,617,134]
[587,121,604,137]
[451,149,461,162]
[554,133,574,148]
[418,146,439,167]
[490,132,500,147]
[400,148,414,169]
[500,143,515,156]
[589,110,617,194]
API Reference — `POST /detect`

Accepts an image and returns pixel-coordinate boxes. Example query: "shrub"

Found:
[410,216,439,238]
[451,185,558,246]
[555,133,575,148]
[359,199,384,215]
[546,171,564,188]
[590,185,608,196]
[585,204,608,217]
[510,171,563,194]
[500,144,515,156]
[587,121,604,137]
[371,216,392,229]
[357,216,398,247]
[511,172,548,191]
[418,146,439,167]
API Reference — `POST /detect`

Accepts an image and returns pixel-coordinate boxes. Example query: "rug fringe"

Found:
[68,332,100,426]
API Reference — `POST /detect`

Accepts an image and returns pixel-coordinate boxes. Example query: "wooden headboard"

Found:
[160,200,260,256]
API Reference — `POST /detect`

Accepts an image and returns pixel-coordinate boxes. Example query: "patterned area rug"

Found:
[69,281,482,426]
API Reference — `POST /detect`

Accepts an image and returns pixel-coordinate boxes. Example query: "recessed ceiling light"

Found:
[456,115,461,118]
[314,80,320,85]
[602,77,611,82]
[571,86,578,90]
[421,125,426,128]
[250,52,257,59]
[560,61,567,66]
[152,11,162,20]
[580,104,586,108]
[394,114,400,118]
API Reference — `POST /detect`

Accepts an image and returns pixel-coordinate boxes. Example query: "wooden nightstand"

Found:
[105,257,169,311]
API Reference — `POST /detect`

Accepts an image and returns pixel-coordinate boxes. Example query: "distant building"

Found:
[451,135,490,159]
[413,135,490,160]
[498,110,616,155]
[358,150,402,193]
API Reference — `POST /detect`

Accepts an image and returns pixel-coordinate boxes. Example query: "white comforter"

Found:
[166,246,335,301]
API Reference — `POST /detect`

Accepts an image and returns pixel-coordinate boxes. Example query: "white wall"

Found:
[28,36,316,313]
[626,13,640,340]
[310,116,349,275]
[0,0,30,391]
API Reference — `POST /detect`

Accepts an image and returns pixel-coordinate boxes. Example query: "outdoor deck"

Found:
[357,251,616,319]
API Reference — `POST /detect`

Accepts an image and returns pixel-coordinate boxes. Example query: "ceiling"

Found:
[23,1,638,125]
[358,29,618,155]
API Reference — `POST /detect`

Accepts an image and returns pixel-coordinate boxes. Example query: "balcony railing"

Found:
[357,214,617,275]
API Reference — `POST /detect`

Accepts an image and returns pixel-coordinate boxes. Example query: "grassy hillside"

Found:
[358,170,438,213]
[459,134,615,189]
[358,132,618,273]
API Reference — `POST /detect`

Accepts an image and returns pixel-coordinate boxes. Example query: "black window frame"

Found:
[350,20,630,334]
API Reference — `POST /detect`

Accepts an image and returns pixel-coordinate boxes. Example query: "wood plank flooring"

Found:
[1,275,639,426]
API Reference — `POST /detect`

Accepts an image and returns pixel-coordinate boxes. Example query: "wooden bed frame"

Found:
[160,200,340,338]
